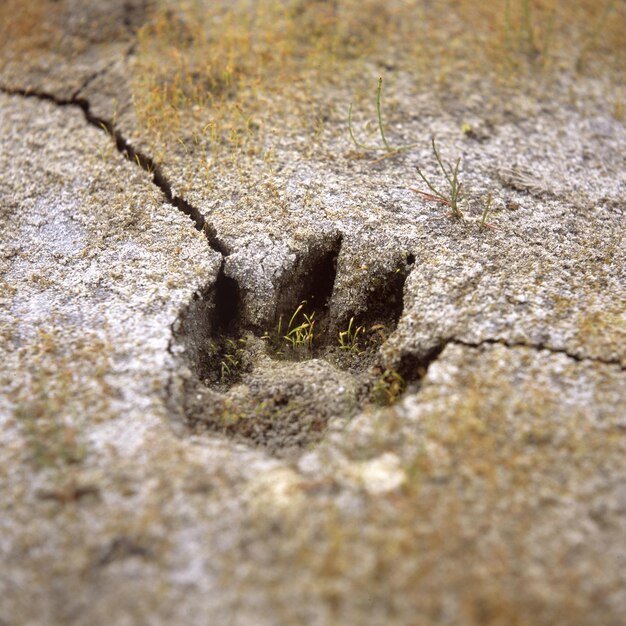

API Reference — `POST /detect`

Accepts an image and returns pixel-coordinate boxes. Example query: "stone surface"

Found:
[1,1,626,625]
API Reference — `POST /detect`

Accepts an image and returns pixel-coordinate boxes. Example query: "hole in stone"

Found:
[365,342,447,407]
[272,234,342,336]
[353,262,408,330]
[396,344,444,389]
[171,263,243,386]
[172,241,418,457]
[212,270,240,335]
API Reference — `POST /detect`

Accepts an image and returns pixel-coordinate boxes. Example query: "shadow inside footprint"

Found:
[171,240,422,457]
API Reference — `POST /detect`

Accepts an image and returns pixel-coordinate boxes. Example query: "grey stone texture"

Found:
[1,1,625,624]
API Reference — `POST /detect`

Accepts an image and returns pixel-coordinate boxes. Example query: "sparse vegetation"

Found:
[283,303,316,353]
[262,301,316,359]
[121,0,626,178]
[575,0,618,71]
[338,317,365,354]
[480,194,496,230]
[348,77,415,157]
[411,137,464,220]
[504,0,555,66]
[131,0,403,156]
[220,338,247,383]
[371,368,406,406]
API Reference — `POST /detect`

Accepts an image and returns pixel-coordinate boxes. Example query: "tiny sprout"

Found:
[348,77,416,158]
[338,317,365,354]
[480,194,496,230]
[371,368,406,406]
[411,137,464,220]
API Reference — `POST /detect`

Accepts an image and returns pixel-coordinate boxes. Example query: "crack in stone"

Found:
[395,336,624,400]
[448,337,625,370]
[70,69,108,101]
[3,83,622,439]
[70,40,137,100]
[121,0,151,39]
[0,83,228,257]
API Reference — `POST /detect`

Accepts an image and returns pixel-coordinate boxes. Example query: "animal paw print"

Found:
[172,235,419,457]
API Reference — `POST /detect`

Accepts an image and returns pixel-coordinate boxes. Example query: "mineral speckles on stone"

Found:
[1,1,626,624]
[0,91,233,622]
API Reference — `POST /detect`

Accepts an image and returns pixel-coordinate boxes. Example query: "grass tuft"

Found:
[348,77,416,157]
[263,301,316,359]
[284,303,316,353]
[480,194,496,230]
[338,317,365,355]
[371,368,406,406]
[411,137,464,220]
[220,338,248,383]
[575,0,618,71]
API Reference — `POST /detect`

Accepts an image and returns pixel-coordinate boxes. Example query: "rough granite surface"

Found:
[1,1,625,625]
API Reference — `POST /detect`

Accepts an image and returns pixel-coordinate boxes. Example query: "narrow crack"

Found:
[447,337,625,370]
[0,83,228,256]
[70,41,137,101]
[3,84,622,379]
[396,334,623,395]
[395,335,624,402]
[70,69,108,101]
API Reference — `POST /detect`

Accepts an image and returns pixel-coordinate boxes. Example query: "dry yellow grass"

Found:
[3,0,622,159]
[131,0,410,153]
[130,0,626,159]
[0,0,132,60]
[0,0,56,56]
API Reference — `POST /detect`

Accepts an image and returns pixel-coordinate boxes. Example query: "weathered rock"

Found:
[1,1,626,624]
